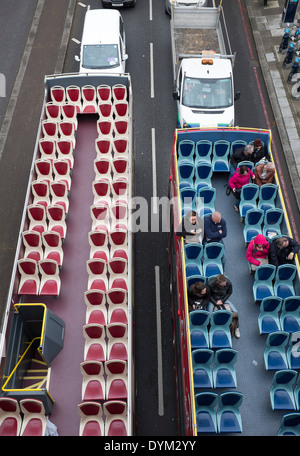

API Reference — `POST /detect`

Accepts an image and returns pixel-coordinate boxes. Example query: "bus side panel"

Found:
[169,150,194,436]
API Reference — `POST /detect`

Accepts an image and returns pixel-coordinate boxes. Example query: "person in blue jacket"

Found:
[204,211,227,267]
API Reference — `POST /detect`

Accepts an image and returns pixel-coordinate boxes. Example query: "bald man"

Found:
[204,211,227,267]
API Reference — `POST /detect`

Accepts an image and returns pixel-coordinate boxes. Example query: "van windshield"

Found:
[82,44,120,69]
[182,77,233,109]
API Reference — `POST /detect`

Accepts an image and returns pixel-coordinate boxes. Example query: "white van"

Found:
[75,9,128,74]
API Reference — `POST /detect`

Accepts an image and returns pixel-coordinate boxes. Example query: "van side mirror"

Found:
[234,91,241,101]
[74,55,80,62]
[123,54,128,61]
[173,91,180,101]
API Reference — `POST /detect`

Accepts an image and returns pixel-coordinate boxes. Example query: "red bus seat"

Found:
[86,258,108,291]
[38,138,56,163]
[113,100,128,119]
[83,324,106,362]
[66,85,82,113]
[78,401,104,436]
[80,361,105,402]
[45,101,61,121]
[35,159,53,184]
[19,399,47,437]
[85,289,107,326]
[82,85,97,113]
[27,204,48,235]
[31,180,51,209]
[103,400,127,436]
[50,85,65,105]
[38,259,61,296]
[97,84,112,102]
[50,181,69,213]
[105,360,127,400]
[112,84,127,102]
[56,139,74,169]
[42,231,64,267]
[22,230,43,263]
[0,398,22,436]
[47,204,67,239]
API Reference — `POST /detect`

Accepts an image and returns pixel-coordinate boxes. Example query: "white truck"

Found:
[171,5,240,128]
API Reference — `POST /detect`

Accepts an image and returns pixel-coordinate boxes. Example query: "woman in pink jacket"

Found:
[228,165,255,213]
[246,234,269,272]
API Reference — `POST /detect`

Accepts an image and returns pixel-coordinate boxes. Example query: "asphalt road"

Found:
[0,0,38,125]
[0,0,75,343]
[0,0,299,438]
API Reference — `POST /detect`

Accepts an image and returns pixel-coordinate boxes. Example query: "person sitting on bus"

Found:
[203,211,227,267]
[188,281,211,311]
[246,234,270,272]
[229,143,254,178]
[204,211,227,243]
[254,161,275,187]
[252,138,271,165]
[269,236,300,267]
[176,210,204,244]
[228,165,255,213]
[207,274,240,338]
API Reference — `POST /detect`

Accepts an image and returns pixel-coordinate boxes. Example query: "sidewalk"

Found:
[245,0,300,210]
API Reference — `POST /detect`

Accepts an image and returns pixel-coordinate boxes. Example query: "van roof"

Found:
[82,9,122,45]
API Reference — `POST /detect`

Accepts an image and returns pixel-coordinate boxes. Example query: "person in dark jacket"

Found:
[204,211,227,243]
[229,144,254,177]
[227,139,271,194]
[207,274,240,338]
[269,236,300,266]
[188,282,211,311]
[251,138,271,165]
[204,211,227,266]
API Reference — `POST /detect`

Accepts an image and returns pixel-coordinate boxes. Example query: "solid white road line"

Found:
[150,42,155,99]
[151,127,158,214]
[155,265,164,416]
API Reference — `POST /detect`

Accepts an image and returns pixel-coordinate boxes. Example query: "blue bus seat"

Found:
[262,208,284,240]
[202,242,224,278]
[195,139,212,163]
[270,369,297,411]
[177,139,195,162]
[280,296,300,333]
[274,264,297,299]
[217,392,243,433]
[192,348,214,389]
[264,331,289,371]
[278,412,300,436]
[243,208,264,245]
[258,296,282,335]
[213,348,238,388]
[239,183,259,219]
[253,264,276,303]
[209,310,232,349]
[212,140,230,172]
[189,310,210,349]
[195,392,218,434]
[258,183,278,213]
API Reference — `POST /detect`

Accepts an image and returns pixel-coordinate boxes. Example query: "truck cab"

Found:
[173,57,239,128]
